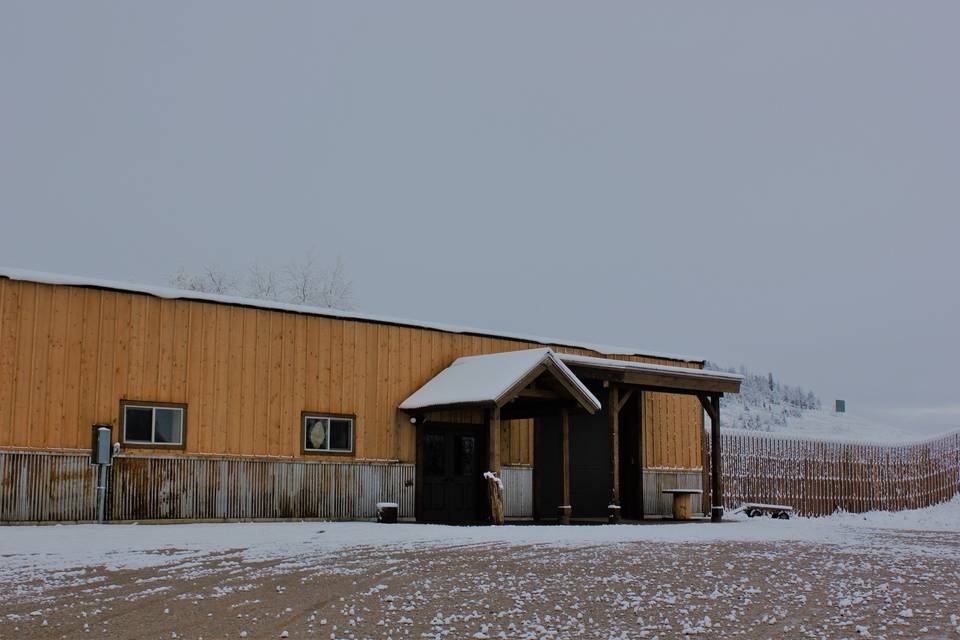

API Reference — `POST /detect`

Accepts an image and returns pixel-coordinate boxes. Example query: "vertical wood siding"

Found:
[706,429,960,516]
[642,469,704,517]
[0,279,703,469]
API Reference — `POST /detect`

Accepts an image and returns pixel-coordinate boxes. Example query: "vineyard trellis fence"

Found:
[703,428,960,517]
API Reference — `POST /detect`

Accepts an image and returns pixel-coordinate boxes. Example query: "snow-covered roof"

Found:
[558,353,744,383]
[558,353,743,394]
[0,267,703,364]
[399,348,601,412]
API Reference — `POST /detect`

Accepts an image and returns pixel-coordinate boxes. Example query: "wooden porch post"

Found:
[608,385,621,523]
[710,394,723,522]
[637,390,645,520]
[532,416,541,522]
[558,407,571,525]
[487,406,505,525]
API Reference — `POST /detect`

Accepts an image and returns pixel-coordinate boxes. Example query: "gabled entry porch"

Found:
[400,348,741,525]
[400,348,601,523]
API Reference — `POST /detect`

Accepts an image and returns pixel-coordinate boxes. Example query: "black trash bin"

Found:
[376,502,398,524]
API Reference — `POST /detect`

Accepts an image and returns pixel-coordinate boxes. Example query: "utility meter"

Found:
[90,424,113,465]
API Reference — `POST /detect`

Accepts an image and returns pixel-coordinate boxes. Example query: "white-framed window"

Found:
[122,401,186,446]
[302,413,354,454]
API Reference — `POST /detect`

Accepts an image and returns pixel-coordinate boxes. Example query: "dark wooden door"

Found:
[618,393,643,520]
[417,425,485,523]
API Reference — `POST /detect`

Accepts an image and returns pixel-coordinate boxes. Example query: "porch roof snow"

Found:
[558,353,744,383]
[399,348,601,412]
[558,353,743,394]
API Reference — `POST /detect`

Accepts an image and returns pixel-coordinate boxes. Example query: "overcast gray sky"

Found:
[1,2,957,434]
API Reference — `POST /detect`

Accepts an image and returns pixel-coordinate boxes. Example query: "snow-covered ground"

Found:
[2,496,958,583]
[811,493,960,531]
[2,499,958,639]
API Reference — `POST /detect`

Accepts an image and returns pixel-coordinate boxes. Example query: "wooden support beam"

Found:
[487,406,504,525]
[516,388,566,401]
[710,394,723,523]
[559,408,571,525]
[500,402,582,421]
[488,406,502,474]
[698,393,718,424]
[567,367,741,394]
[608,385,621,523]
[616,387,635,413]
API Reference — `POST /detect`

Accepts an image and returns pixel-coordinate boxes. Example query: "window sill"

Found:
[121,442,187,451]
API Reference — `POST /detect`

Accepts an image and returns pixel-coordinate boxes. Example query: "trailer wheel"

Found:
[747,508,764,518]
[774,511,790,520]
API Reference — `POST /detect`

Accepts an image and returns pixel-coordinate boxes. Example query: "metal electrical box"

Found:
[90,424,113,465]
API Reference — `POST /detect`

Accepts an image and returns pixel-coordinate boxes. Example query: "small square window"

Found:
[122,402,186,447]
[302,414,353,454]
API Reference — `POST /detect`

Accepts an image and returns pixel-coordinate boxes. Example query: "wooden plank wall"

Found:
[0,279,704,468]
[707,429,960,516]
[643,390,702,470]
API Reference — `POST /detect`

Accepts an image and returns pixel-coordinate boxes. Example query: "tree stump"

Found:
[485,472,504,525]
[673,493,692,520]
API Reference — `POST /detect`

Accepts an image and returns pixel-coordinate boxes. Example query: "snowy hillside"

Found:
[706,363,819,431]
[722,405,929,443]
[706,363,928,443]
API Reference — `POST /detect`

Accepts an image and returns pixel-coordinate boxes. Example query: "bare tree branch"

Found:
[316,255,354,309]
[169,255,354,310]
[169,265,238,295]
[283,251,354,310]
[246,263,283,302]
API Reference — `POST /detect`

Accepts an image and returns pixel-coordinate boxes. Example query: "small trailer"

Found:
[740,502,794,520]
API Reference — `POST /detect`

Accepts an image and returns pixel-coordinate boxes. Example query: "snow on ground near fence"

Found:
[820,494,960,530]
[1,496,957,582]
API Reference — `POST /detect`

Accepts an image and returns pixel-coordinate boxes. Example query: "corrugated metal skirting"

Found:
[0,450,415,523]
[643,469,704,517]
[109,455,416,521]
[501,465,533,518]
[0,451,98,523]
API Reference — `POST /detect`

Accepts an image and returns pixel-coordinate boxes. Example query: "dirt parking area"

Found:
[1,526,958,639]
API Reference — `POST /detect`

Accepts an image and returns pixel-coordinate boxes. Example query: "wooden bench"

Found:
[661,488,703,520]
[741,502,793,520]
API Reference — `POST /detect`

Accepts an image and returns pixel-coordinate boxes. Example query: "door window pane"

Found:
[454,435,476,477]
[424,433,445,476]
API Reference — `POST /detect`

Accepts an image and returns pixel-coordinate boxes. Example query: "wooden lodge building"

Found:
[0,269,741,524]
